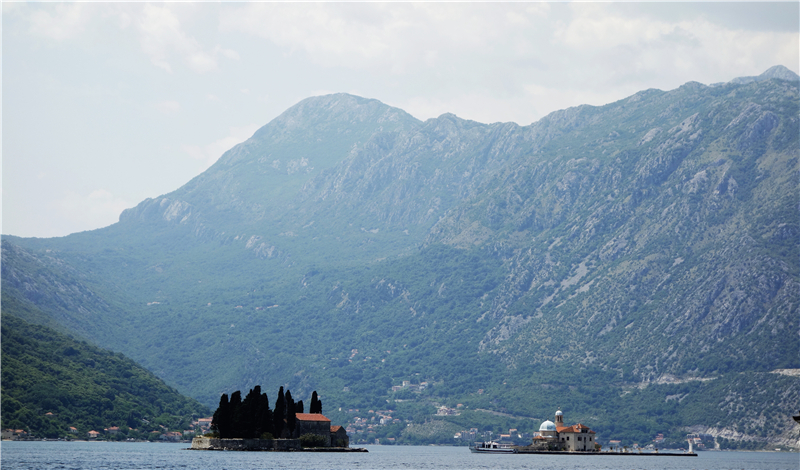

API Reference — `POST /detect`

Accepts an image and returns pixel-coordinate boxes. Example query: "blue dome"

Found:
[539,420,556,432]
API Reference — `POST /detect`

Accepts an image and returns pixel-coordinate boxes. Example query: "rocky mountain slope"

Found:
[3,66,798,447]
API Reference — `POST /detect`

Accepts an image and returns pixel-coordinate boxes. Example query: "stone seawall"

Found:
[191,437,301,451]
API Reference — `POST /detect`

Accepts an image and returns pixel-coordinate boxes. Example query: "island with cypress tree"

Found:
[191,386,365,452]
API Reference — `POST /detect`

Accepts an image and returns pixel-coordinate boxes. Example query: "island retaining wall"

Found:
[191,437,301,451]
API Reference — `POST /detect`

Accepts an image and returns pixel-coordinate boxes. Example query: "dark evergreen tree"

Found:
[310,391,322,414]
[272,386,285,438]
[256,390,273,437]
[295,400,304,414]
[242,386,262,438]
[229,391,243,438]
[211,393,230,437]
[285,390,297,434]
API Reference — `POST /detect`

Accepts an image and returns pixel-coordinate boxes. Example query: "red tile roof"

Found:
[295,413,331,422]
[557,423,595,433]
[331,425,343,432]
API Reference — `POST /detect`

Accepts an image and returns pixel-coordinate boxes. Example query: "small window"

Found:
[578,436,582,441]
[567,436,569,440]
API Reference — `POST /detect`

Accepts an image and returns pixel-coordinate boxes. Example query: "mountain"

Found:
[3,66,798,448]
[726,64,800,85]
[1,311,209,438]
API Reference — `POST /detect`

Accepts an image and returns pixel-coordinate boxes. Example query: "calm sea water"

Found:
[1,441,797,470]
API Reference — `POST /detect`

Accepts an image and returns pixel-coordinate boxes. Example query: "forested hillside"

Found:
[1,310,209,438]
[3,66,798,448]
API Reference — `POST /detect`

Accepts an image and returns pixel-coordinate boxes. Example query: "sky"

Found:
[3,2,799,238]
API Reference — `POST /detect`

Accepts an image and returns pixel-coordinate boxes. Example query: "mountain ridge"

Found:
[3,66,798,448]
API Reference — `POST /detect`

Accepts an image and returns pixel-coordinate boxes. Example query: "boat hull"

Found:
[469,442,517,453]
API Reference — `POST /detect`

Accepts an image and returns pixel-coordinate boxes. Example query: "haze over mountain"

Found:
[3,66,798,447]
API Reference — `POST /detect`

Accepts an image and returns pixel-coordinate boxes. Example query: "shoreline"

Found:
[3,440,796,452]
[513,449,697,457]
[187,446,368,452]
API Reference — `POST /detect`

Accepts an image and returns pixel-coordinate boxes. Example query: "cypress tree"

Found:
[272,386,285,438]
[211,393,230,438]
[257,391,273,438]
[285,390,297,434]
[229,391,243,438]
[310,391,321,414]
[295,400,304,414]
[242,386,261,438]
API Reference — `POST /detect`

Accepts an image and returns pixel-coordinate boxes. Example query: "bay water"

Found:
[2,441,797,470]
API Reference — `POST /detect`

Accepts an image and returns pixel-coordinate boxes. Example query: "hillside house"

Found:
[2,429,28,440]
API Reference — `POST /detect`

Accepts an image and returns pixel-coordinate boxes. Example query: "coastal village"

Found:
[2,403,707,452]
[2,417,216,442]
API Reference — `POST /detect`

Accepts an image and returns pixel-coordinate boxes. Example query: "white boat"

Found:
[469,441,517,453]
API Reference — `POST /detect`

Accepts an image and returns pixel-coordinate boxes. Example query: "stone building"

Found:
[294,413,332,446]
[330,425,349,447]
[294,413,350,448]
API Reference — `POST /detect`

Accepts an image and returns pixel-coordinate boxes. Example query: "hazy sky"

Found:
[3,2,799,238]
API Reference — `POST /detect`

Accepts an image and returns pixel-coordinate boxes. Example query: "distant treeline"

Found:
[211,386,322,439]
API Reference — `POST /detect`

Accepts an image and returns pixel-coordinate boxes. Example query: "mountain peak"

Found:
[213,93,420,168]
[728,64,799,85]
[254,93,420,138]
[758,65,800,81]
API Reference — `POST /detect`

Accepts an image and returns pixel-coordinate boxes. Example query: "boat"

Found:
[469,441,517,453]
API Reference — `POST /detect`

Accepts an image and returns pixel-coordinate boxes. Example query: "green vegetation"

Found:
[0,313,209,439]
[299,433,327,447]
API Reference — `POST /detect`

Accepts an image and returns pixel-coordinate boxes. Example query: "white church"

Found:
[528,409,597,452]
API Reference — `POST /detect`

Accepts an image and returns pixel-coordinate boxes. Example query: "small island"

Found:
[191,386,366,452]
[471,409,696,456]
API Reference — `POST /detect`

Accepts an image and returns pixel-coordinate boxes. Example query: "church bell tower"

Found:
[555,408,564,428]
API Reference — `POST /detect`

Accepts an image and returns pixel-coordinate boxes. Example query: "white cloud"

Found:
[136,4,237,74]
[555,5,674,50]
[28,3,91,41]
[182,124,261,170]
[218,3,540,72]
[552,5,799,90]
